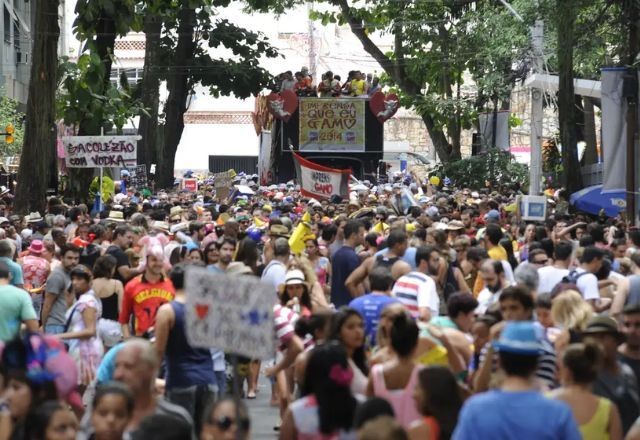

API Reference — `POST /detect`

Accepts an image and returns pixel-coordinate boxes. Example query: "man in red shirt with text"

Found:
[119,251,175,338]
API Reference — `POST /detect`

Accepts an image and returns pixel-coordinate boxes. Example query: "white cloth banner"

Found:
[61,136,140,168]
[293,153,350,200]
[601,68,627,192]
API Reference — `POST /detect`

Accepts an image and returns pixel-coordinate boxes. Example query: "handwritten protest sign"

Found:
[293,153,350,200]
[185,267,275,359]
[62,136,140,168]
[128,164,147,189]
[299,98,365,152]
[213,169,236,188]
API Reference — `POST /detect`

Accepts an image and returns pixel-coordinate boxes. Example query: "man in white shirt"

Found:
[476,259,508,314]
[261,238,290,302]
[391,245,440,321]
[537,240,572,293]
[573,246,605,307]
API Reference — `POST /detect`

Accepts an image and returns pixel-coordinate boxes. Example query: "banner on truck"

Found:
[299,98,365,152]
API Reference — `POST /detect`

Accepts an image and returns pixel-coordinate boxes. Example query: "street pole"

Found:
[626,3,639,226]
[529,19,544,196]
[499,0,544,195]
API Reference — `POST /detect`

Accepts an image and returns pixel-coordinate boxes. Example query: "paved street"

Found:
[245,375,280,439]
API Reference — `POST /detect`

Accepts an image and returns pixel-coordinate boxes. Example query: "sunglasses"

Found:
[534,259,548,265]
[214,415,250,432]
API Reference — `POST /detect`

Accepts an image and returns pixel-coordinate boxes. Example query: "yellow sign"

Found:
[299,98,365,152]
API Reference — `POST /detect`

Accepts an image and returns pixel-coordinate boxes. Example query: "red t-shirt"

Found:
[119,275,175,336]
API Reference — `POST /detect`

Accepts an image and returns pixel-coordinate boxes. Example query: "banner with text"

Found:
[299,98,365,152]
[293,153,350,200]
[62,136,140,168]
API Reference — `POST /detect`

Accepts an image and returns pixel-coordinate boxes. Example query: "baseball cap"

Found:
[484,209,500,221]
[493,321,543,356]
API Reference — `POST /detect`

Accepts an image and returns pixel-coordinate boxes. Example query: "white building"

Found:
[0,0,33,107]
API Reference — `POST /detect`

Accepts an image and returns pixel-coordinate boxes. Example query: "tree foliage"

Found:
[430,149,529,192]
[152,0,279,188]
[0,93,24,156]
[57,54,148,134]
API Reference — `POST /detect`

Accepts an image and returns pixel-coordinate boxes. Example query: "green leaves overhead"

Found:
[57,54,147,134]
[74,0,141,39]
[0,92,24,156]
[156,3,279,99]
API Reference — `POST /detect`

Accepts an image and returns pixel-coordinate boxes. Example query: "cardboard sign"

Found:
[520,195,547,221]
[213,169,236,188]
[182,178,198,192]
[128,164,147,189]
[293,153,350,200]
[299,98,366,152]
[62,136,140,168]
[185,267,275,359]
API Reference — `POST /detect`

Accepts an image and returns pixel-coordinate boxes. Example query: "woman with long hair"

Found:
[57,265,104,390]
[329,307,368,396]
[235,237,260,274]
[279,269,314,317]
[287,256,330,310]
[367,311,422,429]
[26,401,78,440]
[304,237,331,297]
[280,343,359,439]
[549,343,622,440]
[203,241,220,269]
[519,223,536,262]
[500,238,518,270]
[550,290,594,351]
[408,366,463,440]
[91,255,124,348]
[293,311,334,388]
[370,303,407,366]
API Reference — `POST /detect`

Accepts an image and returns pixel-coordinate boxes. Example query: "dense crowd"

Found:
[274,67,380,97]
[0,170,639,439]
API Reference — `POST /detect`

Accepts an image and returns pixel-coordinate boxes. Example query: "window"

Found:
[4,7,10,44]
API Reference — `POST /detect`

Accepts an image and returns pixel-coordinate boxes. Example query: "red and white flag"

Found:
[293,153,350,200]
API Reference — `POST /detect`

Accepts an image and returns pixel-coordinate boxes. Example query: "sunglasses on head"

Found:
[214,415,250,432]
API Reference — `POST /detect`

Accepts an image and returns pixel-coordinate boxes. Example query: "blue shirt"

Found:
[96,342,125,384]
[453,390,581,440]
[331,246,361,308]
[0,257,23,286]
[375,247,417,269]
[349,293,398,347]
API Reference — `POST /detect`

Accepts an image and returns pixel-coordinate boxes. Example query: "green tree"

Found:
[0,93,25,156]
[60,0,142,199]
[153,0,278,188]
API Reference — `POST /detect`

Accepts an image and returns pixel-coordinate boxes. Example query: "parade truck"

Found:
[259,89,399,185]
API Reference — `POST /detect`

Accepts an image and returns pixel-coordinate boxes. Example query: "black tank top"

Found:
[374,254,400,269]
[101,291,119,321]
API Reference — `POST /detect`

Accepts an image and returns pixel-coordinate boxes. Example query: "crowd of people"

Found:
[0,170,640,439]
[274,67,380,97]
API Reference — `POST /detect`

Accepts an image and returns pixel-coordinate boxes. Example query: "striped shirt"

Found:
[274,304,298,351]
[392,271,439,319]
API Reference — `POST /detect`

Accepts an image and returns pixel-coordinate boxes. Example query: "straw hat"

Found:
[26,211,43,223]
[107,211,125,223]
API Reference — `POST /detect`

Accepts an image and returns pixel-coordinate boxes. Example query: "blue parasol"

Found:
[570,184,626,217]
